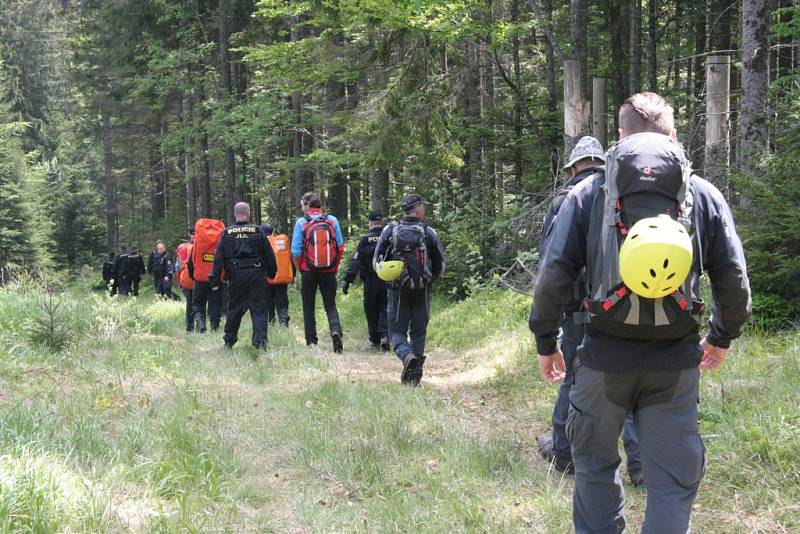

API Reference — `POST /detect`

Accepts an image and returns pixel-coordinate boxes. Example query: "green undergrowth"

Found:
[0,280,798,532]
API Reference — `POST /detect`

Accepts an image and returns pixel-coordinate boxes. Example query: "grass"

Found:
[0,277,798,532]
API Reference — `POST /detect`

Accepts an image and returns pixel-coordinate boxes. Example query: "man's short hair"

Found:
[302,192,322,209]
[234,202,251,218]
[619,92,675,135]
[156,240,164,246]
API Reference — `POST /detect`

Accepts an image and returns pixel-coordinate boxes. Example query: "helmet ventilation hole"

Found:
[641,281,650,290]
[663,258,670,268]
[648,224,658,229]
[666,272,676,280]
[630,234,639,240]
[649,269,657,278]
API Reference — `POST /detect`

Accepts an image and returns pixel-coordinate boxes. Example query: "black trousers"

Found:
[129,277,141,297]
[192,281,223,331]
[224,268,269,348]
[300,271,342,345]
[363,275,388,344]
[182,288,194,331]
[266,283,290,326]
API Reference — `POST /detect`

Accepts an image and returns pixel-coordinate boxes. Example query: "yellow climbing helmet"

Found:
[375,260,404,282]
[619,215,693,299]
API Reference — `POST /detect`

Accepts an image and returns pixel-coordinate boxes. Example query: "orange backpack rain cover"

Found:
[268,234,294,285]
[192,218,226,282]
[176,243,195,290]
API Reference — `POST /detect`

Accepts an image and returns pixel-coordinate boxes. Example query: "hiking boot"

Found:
[537,434,574,474]
[409,356,426,387]
[400,354,419,385]
[628,470,645,487]
[224,342,235,350]
[332,332,343,354]
[380,337,391,352]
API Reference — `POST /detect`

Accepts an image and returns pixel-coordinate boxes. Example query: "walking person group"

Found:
[98,90,752,534]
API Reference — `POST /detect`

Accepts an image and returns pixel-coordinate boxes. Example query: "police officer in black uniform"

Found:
[343,211,389,350]
[209,202,277,350]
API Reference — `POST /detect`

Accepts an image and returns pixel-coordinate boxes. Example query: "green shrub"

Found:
[24,291,72,352]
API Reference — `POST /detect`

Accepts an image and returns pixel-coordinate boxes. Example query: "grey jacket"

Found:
[530,172,751,372]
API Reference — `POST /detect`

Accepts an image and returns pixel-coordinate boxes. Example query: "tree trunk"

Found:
[219,0,236,222]
[592,77,608,147]
[607,0,629,133]
[370,167,390,216]
[570,0,588,100]
[102,104,117,251]
[628,0,642,94]
[705,55,730,189]
[647,0,657,91]
[544,0,558,111]
[564,60,590,157]
[690,1,707,170]
[511,0,524,191]
[325,78,348,219]
[739,0,770,177]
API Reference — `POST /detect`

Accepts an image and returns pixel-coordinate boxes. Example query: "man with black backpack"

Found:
[373,194,445,386]
[536,137,643,485]
[343,211,389,351]
[291,192,345,352]
[102,252,116,296]
[113,245,129,296]
[531,92,750,532]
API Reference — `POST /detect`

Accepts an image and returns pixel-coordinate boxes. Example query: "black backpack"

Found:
[390,222,433,289]
[583,133,704,340]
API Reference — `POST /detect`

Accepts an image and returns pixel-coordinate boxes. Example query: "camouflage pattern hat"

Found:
[563,136,606,170]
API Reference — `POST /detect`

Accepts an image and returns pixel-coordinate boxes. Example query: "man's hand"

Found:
[538,352,567,384]
[342,281,350,295]
[164,276,170,282]
[699,338,729,371]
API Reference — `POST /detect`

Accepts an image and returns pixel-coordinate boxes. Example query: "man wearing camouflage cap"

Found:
[535,136,643,485]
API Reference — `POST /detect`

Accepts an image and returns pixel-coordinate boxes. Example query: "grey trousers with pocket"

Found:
[568,362,706,534]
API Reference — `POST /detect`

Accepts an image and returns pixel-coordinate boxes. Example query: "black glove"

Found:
[342,281,350,295]
[208,276,219,290]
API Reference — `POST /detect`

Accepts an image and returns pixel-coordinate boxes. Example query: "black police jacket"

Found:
[209,221,277,283]
[344,226,384,284]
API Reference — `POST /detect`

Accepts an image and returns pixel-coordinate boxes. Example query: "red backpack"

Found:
[192,218,226,282]
[303,213,339,271]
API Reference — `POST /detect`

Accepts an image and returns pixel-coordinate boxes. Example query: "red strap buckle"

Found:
[602,299,613,312]
[616,287,628,298]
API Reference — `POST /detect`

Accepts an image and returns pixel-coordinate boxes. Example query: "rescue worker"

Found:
[343,211,389,350]
[262,224,294,327]
[291,192,345,352]
[176,228,196,332]
[102,252,116,296]
[153,241,174,300]
[536,136,642,484]
[147,244,159,291]
[114,245,129,296]
[373,194,445,386]
[209,202,277,350]
[531,92,750,532]
[122,246,146,297]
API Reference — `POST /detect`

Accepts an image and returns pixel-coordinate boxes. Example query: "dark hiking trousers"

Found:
[129,277,141,297]
[266,283,290,326]
[387,287,430,361]
[224,268,269,348]
[192,281,223,331]
[569,362,705,534]
[300,271,342,345]
[363,275,388,344]
[551,316,641,472]
[182,288,194,331]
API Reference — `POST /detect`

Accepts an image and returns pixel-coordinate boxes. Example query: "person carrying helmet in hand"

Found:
[535,136,643,485]
[530,92,750,533]
[373,194,445,386]
[343,211,389,351]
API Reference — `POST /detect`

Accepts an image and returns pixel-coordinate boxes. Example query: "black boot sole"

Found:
[401,356,418,384]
